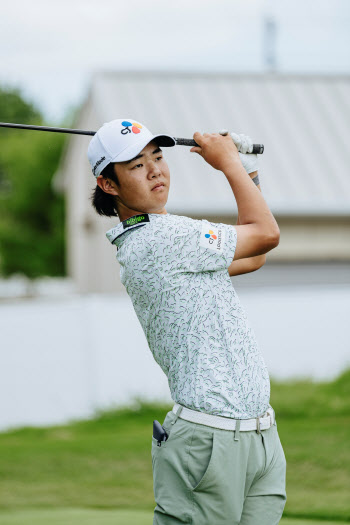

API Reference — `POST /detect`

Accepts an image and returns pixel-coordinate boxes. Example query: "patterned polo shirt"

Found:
[106,213,271,419]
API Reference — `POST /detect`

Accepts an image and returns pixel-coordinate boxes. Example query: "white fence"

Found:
[1,281,349,432]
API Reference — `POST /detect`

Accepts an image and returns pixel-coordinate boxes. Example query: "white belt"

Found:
[172,403,275,432]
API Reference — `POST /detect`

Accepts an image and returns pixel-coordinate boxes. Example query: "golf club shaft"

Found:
[0,122,95,136]
[0,122,264,154]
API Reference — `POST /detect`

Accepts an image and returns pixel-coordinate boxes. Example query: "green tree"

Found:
[0,86,42,125]
[0,86,66,277]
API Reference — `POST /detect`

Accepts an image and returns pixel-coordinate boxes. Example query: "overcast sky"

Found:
[1,0,349,122]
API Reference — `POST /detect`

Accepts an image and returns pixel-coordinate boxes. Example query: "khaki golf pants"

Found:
[151,408,287,524]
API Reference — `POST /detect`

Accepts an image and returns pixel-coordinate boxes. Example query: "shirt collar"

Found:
[106,213,150,245]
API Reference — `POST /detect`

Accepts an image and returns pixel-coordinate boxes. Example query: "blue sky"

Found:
[1,0,349,122]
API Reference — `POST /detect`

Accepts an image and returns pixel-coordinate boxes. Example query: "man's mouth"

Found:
[152,183,165,191]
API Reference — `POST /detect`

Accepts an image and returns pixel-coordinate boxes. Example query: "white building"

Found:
[55,71,350,294]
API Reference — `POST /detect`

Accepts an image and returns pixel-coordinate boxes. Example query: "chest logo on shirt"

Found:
[200,223,225,252]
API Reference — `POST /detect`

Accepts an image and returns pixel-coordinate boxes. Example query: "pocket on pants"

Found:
[187,430,216,493]
[151,411,178,456]
[151,420,193,522]
[264,426,287,478]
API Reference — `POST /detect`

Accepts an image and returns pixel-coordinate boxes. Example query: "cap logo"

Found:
[93,155,106,175]
[121,121,142,135]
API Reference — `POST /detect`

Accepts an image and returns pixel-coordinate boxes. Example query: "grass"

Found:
[0,368,349,523]
[0,508,349,525]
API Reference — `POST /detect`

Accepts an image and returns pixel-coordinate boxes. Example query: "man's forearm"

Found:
[236,171,266,266]
[224,161,279,238]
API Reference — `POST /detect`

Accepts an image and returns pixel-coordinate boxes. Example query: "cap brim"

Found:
[152,134,177,147]
[111,134,176,163]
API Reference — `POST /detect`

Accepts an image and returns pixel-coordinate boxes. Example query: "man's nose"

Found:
[148,161,161,177]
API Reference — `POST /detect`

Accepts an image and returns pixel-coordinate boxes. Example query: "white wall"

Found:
[1,283,349,432]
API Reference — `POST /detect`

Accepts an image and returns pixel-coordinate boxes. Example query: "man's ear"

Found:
[96,175,119,196]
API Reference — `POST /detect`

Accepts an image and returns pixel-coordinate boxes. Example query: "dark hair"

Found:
[90,163,120,217]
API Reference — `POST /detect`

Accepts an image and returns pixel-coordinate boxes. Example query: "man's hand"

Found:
[239,152,259,175]
[224,130,259,174]
[229,132,253,154]
[190,132,242,173]
[191,131,258,175]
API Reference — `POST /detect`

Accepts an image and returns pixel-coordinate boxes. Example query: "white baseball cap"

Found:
[87,118,176,177]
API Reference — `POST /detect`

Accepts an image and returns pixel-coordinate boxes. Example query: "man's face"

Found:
[98,140,170,218]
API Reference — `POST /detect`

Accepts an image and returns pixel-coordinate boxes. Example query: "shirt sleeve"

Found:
[164,217,237,273]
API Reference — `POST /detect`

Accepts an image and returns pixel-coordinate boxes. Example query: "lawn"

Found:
[0,508,349,525]
[0,368,349,523]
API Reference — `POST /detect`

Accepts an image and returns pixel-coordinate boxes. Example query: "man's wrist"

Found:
[223,160,249,180]
[251,174,260,186]
[220,157,243,175]
[248,171,260,186]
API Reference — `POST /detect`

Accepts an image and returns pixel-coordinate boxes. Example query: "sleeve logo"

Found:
[199,223,225,252]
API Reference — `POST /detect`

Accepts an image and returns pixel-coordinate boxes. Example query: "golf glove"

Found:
[238,151,259,175]
[230,132,259,174]
[219,130,259,174]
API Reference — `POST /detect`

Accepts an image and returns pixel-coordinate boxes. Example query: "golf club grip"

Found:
[175,137,264,154]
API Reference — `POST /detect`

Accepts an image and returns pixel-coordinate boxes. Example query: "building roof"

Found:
[64,71,350,217]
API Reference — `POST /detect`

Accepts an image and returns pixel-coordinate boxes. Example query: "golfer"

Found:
[87,118,287,524]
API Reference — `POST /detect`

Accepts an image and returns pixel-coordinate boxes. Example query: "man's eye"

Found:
[132,164,143,169]
[156,156,163,161]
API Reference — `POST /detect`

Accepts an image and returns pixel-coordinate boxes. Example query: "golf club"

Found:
[0,122,264,154]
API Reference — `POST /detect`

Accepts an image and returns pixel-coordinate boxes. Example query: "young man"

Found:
[88,118,287,525]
